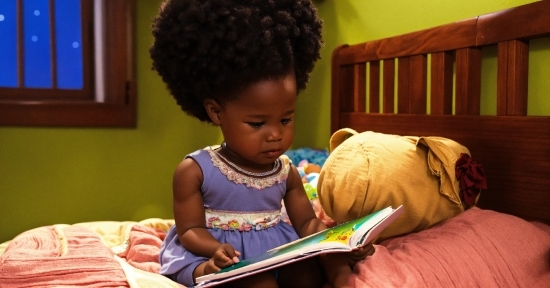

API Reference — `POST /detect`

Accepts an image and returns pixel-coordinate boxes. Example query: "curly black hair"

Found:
[150,0,323,122]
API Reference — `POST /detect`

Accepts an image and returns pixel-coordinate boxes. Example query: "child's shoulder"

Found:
[179,146,222,174]
[185,145,220,158]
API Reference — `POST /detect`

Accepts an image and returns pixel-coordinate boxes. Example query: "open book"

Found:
[195,205,403,287]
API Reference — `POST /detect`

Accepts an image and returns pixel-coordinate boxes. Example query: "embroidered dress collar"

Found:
[207,146,290,189]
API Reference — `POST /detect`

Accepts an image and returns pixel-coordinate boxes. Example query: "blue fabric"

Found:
[284,147,329,167]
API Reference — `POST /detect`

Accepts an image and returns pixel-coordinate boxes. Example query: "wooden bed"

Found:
[331,0,550,225]
[323,4,550,285]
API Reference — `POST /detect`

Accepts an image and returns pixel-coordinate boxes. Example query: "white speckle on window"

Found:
[72,41,80,48]
[34,10,40,16]
[0,14,5,21]
[32,35,38,42]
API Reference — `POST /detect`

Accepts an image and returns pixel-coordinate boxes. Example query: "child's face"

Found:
[215,73,297,168]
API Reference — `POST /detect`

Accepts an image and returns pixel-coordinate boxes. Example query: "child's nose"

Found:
[266,126,283,141]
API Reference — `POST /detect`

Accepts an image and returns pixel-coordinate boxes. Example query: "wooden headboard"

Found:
[331,1,550,224]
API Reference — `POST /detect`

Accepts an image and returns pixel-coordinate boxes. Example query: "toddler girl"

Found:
[150,0,371,287]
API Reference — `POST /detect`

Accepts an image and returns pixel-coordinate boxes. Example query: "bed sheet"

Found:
[2,207,549,288]
[348,207,550,287]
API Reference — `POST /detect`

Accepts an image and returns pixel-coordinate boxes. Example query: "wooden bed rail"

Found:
[331,0,550,224]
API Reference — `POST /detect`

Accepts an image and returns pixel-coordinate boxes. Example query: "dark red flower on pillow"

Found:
[455,153,487,206]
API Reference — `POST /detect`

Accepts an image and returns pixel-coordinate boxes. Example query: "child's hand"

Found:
[348,243,375,266]
[203,243,241,275]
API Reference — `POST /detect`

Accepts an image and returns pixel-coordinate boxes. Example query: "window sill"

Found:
[0,81,136,128]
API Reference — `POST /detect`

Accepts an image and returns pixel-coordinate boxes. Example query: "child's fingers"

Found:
[214,244,241,267]
[205,259,222,274]
[357,244,375,256]
[220,244,237,257]
[349,244,375,263]
[223,245,242,260]
[232,250,241,262]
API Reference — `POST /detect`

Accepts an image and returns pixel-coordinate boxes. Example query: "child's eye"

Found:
[281,118,292,125]
[247,122,264,128]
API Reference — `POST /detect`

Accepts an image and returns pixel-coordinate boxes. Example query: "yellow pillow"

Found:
[318,129,481,243]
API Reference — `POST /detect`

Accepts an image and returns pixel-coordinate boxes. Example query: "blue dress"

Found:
[159,146,299,287]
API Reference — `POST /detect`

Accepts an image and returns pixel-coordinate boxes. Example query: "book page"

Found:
[197,228,351,283]
[195,205,403,285]
[351,205,404,247]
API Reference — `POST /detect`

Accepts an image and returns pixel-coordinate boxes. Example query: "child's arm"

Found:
[283,165,328,237]
[283,165,370,286]
[172,158,240,276]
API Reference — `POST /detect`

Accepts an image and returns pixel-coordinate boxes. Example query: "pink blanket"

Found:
[0,225,129,287]
[347,207,550,287]
[118,224,166,273]
[0,221,182,288]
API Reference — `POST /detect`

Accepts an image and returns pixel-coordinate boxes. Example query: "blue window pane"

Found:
[55,0,83,89]
[24,0,52,88]
[0,1,18,88]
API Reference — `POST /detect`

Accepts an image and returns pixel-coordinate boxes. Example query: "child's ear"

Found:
[204,99,222,125]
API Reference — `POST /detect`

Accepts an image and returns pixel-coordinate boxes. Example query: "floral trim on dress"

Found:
[205,208,281,231]
[207,147,290,189]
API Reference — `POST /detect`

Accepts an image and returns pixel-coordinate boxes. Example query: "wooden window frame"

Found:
[0,0,136,128]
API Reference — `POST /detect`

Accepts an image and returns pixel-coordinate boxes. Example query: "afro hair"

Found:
[150,0,323,123]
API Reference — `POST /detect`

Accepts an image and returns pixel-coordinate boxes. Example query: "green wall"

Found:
[0,0,545,243]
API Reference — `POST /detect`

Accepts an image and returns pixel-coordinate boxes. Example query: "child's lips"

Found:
[264,149,281,158]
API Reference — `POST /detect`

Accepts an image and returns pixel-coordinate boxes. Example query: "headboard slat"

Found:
[408,55,428,114]
[397,57,410,113]
[455,47,482,115]
[369,61,380,113]
[497,40,529,116]
[353,63,367,113]
[430,51,453,115]
[336,65,366,114]
[382,60,395,113]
